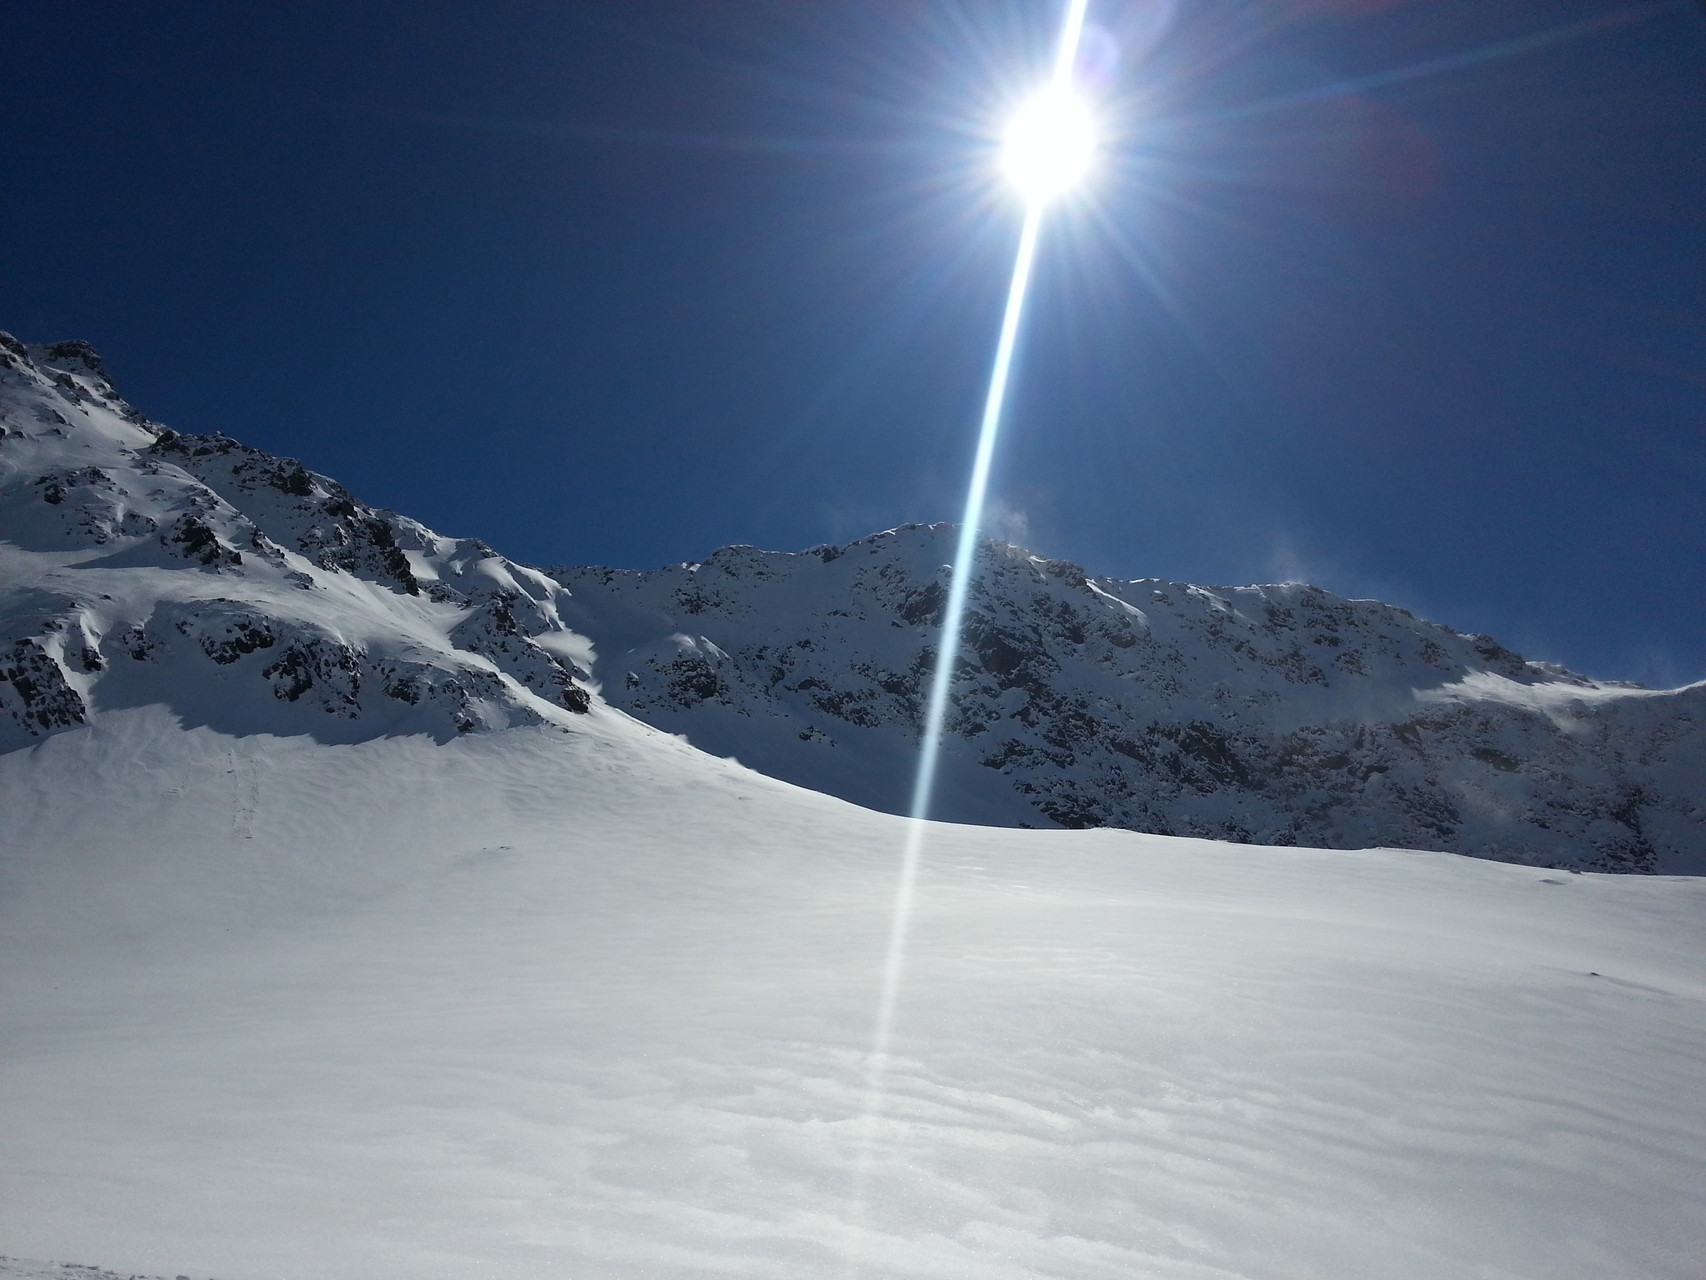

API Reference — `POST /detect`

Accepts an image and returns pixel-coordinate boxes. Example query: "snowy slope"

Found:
[0,333,592,751]
[551,532,1706,872]
[3,334,1704,1278]
[0,1258,209,1280]
[3,333,1701,873]
[2,707,1703,1280]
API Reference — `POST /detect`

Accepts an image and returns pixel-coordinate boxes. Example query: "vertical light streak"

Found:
[908,205,1043,828]
[842,2,1089,1272]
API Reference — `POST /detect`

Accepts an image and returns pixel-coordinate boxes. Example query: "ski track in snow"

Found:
[3,707,1704,1280]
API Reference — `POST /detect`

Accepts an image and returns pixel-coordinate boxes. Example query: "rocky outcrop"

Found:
[0,334,591,749]
[0,635,88,735]
[550,528,1705,873]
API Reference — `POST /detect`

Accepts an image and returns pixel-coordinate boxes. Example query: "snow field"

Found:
[2,707,1704,1279]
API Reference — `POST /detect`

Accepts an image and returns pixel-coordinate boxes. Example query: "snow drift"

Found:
[3,707,1703,1280]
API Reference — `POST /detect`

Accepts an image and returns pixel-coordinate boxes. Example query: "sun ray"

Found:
[1199,1,1673,125]
[841,1,1092,1271]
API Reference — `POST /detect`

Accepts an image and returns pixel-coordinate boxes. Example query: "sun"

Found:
[1000,85,1096,204]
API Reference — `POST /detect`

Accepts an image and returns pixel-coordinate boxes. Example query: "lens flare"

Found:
[1002,86,1096,202]
[841,1,1091,1273]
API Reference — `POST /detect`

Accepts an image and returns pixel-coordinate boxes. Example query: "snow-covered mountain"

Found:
[549,532,1704,873]
[2,334,1701,872]
[3,336,1705,1279]
[0,332,593,751]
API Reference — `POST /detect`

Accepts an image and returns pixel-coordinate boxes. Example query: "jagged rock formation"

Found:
[550,530,1704,873]
[0,333,591,749]
[2,333,1700,871]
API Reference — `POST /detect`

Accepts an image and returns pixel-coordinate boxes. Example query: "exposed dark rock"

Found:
[261,636,362,713]
[161,514,242,567]
[897,581,946,626]
[549,529,1705,873]
[0,638,87,735]
[42,339,108,379]
[196,614,278,665]
[663,657,724,705]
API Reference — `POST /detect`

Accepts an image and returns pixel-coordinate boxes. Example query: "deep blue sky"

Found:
[5,1,1702,684]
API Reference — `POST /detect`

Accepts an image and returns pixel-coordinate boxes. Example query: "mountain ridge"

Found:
[0,331,594,751]
[3,334,1700,872]
[548,526,1703,872]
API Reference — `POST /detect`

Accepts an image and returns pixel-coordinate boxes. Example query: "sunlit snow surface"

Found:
[2,708,1702,1280]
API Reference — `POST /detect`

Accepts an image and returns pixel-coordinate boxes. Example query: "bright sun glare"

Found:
[1001,85,1096,203]
[846,2,1092,1270]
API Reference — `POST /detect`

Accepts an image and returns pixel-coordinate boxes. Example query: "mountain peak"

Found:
[3,332,1702,872]
[37,337,110,380]
[550,526,1698,871]
[0,334,593,751]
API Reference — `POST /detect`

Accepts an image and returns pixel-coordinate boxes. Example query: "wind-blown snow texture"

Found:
[2,333,1702,872]
[0,1259,209,1280]
[3,708,1704,1280]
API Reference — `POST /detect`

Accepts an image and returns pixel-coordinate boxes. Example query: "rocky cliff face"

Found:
[0,333,592,751]
[549,530,1704,873]
[3,334,1700,872]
